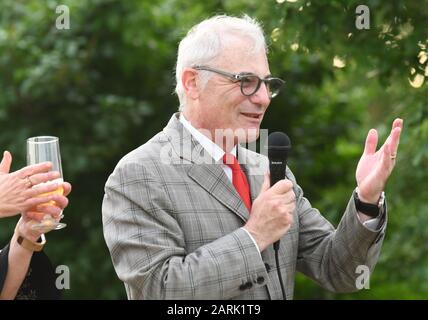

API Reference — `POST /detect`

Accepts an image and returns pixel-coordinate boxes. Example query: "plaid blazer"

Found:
[102,112,387,300]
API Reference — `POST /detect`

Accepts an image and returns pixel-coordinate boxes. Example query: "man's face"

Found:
[195,38,271,144]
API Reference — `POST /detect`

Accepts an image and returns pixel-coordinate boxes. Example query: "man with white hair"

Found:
[102,15,403,299]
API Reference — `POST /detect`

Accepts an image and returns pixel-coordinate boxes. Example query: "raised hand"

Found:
[244,173,295,251]
[356,118,403,203]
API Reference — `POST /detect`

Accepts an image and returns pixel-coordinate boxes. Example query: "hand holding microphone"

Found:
[244,132,295,252]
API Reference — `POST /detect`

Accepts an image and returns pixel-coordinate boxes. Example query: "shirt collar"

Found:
[179,113,236,162]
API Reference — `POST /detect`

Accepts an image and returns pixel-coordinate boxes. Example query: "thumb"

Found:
[0,151,12,174]
[260,172,271,193]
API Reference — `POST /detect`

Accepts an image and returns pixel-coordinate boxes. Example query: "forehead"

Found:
[215,36,270,75]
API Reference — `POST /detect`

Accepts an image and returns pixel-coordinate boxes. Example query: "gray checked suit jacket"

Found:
[102,112,387,300]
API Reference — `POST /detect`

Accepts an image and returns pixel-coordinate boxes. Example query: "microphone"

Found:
[266,132,291,301]
[266,132,291,250]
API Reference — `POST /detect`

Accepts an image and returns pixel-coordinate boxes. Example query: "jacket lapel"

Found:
[162,113,250,223]
[188,162,250,223]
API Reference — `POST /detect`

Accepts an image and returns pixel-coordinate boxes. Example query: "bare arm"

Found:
[0,181,71,300]
[0,218,42,300]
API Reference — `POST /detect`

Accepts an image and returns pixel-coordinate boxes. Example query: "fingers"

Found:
[381,141,394,172]
[271,189,295,204]
[16,162,53,178]
[34,203,63,218]
[376,118,404,159]
[25,211,57,222]
[23,194,68,220]
[260,173,270,193]
[284,201,296,217]
[48,194,69,210]
[23,194,60,209]
[25,181,59,197]
[17,217,43,241]
[284,189,296,204]
[389,119,403,155]
[0,150,12,174]
[392,118,403,130]
[271,196,296,216]
[62,182,72,197]
[389,127,402,156]
[26,171,61,186]
[364,129,378,155]
[270,179,293,195]
[24,205,63,221]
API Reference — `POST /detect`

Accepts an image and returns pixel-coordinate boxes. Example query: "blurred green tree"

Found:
[0,0,426,299]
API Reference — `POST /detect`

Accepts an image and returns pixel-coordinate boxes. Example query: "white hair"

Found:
[175,15,267,111]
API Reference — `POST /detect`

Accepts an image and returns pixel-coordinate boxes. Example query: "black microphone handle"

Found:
[269,161,287,251]
[267,132,291,301]
[269,162,287,186]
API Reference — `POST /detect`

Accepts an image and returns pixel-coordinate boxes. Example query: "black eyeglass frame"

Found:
[193,65,285,99]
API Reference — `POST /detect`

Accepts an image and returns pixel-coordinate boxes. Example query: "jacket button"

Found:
[264,263,271,272]
[239,282,253,290]
[256,276,265,284]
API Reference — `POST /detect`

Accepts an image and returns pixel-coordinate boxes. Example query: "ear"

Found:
[181,68,200,100]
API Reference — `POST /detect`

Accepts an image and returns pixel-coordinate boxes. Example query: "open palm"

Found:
[356,119,403,203]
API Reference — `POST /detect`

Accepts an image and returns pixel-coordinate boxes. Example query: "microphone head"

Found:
[266,132,291,160]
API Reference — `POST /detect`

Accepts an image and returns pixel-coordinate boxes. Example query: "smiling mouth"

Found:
[241,112,262,120]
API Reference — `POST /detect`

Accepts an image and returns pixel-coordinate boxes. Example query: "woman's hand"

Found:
[16,215,44,243]
[24,182,72,221]
[0,151,63,218]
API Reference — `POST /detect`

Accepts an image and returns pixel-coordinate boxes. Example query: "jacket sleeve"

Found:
[288,168,387,293]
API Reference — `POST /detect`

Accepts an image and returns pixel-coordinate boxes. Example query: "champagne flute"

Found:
[27,136,67,232]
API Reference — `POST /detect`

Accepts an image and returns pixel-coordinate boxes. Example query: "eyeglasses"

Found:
[193,65,285,99]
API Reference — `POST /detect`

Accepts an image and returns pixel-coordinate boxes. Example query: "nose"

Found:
[249,82,271,107]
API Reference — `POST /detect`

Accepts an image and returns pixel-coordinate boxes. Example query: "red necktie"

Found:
[223,153,252,212]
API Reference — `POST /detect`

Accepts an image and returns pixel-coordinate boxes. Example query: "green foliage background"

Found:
[0,0,427,299]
